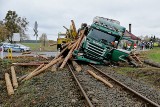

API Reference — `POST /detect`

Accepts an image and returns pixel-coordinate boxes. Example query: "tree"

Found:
[39,33,48,46]
[4,10,29,43]
[0,23,10,42]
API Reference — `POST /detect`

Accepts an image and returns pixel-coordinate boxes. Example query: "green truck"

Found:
[73,16,134,64]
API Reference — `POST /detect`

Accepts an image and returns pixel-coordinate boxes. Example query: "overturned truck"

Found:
[73,16,134,65]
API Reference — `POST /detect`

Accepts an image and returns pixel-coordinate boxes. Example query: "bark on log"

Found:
[71,60,82,72]
[22,64,44,81]
[51,58,64,72]
[5,73,14,95]
[87,70,113,88]
[24,56,62,80]
[11,66,18,88]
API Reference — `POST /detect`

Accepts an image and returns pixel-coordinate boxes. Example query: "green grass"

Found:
[21,43,57,52]
[143,47,160,63]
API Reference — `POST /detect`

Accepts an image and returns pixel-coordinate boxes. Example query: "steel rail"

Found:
[89,64,160,107]
[67,63,94,107]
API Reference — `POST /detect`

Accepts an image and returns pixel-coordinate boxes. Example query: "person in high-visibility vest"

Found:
[8,48,12,59]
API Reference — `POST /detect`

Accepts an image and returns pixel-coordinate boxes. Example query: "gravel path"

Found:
[72,64,158,107]
[94,65,160,106]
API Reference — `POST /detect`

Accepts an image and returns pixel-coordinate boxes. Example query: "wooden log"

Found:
[60,41,78,68]
[71,60,82,72]
[22,64,44,81]
[12,62,45,66]
[75,30,85,50]
[24,56,62,80]
[11,66,18,88]
[4,55,34,59]
[144,60,160,68]
[54,43,71,59]
[51,58,64,72]
[87,70,113,88]
[38,55,48,60]
[18,74,28,81]
[5,73,14,95]
[21,51,31,55]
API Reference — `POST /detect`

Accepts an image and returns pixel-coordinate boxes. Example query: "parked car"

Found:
[4,44,31,52]
[0,43,11,51]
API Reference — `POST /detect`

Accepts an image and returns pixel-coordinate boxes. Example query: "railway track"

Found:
[67,63,160,107]
[89,64,160,107]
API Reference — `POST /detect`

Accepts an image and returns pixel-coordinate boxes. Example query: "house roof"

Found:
[124,30,141,40]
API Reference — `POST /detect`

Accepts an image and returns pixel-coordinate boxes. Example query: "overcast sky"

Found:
[0,0,160,40]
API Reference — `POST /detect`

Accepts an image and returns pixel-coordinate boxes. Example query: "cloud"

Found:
[0,0,160,40]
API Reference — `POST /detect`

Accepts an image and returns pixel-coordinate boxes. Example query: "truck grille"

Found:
[85,42,104,61]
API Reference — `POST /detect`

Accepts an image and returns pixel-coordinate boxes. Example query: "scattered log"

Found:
[12,62,45,66]
[24,56,62,80]
[21,51,31,55]
[144,60,160,68]
[5,73,14,95]
[87,70,113,88]
[54,43,71,59]
[71,60,82,72]
[75,30,85,50]
[4,55,34,59]
[22,64,44,81]
[60,41,78,68]
[51,58,64,72]
[38,55,48,60]
[18,74,28,81]
[11,66,18,88]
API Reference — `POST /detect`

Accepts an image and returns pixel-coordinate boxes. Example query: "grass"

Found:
[142,47,160,62]
[21,43,57,52]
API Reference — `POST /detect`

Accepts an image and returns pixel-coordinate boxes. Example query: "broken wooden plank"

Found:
[11,66,18,88]
[5,73,14,95]
[87,70,113,88]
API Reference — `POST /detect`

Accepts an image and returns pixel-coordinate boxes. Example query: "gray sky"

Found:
[0,0,160,40]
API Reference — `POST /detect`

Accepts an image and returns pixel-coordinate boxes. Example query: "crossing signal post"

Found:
[8,48,12,60]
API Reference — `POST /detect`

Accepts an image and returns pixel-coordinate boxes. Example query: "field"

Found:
[22,43,57,52]
[142,47,160,62]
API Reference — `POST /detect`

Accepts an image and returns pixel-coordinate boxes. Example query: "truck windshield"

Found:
[88,28,116,43]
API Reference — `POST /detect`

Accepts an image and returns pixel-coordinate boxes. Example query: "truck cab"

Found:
[73,16,134,64]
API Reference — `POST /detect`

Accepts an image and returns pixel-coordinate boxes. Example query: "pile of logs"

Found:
[18,30,85,82]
